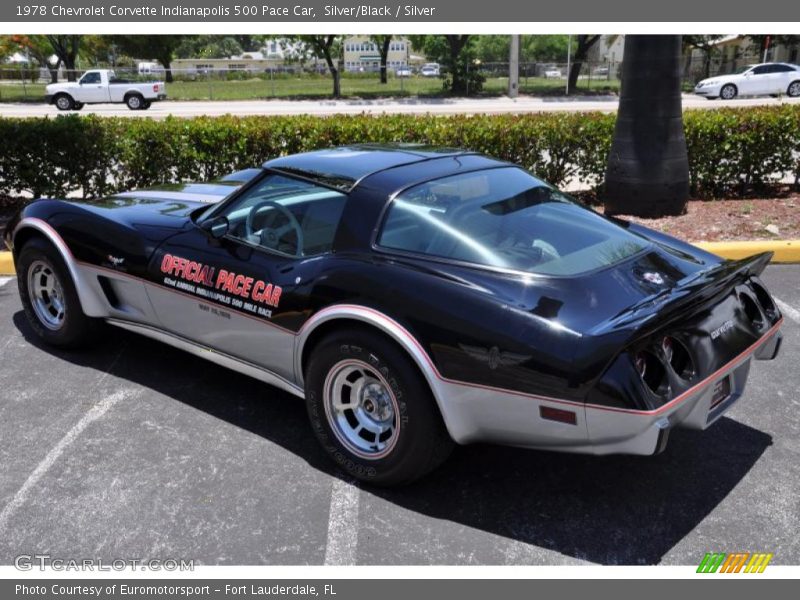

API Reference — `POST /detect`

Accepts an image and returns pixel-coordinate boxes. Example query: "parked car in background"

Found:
[395,66,412,77]
[420,63,440,77]
[694,62,800,100]
[544,67,562,79]
[45,69,167,111]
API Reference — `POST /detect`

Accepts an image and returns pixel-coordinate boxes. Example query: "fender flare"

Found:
[294,304,462,440]
[13,217,107,317]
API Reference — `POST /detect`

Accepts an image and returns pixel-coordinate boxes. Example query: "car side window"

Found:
[217,173,347,258]
[773,64,793,72]
[81,72,101,84]
[752,65,771,75]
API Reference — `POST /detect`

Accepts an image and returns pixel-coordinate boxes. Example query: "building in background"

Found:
[342,36,413,72]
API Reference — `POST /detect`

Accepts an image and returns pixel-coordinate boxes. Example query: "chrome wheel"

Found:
[27,259,66,330]
[788,81,800,97]
[55,95,72,110]
[323,359,399,459]
[720,84,736,100]
[127,95,142,109]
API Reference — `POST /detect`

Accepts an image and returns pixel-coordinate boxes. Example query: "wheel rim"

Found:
[56,96,70,109]
[721,86,735,99]
[323,359,400,460]
[27,259,66,330]
[128,96,141,108]
[789,82,800,97]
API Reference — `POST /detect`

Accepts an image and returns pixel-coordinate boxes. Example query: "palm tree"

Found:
[604,35,690,217]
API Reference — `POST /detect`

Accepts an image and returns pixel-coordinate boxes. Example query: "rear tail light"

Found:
[739,292,764,329]
[635,350,669,396]
[750,280,778,322]
[662,336,695,381]
[153,84,159,92]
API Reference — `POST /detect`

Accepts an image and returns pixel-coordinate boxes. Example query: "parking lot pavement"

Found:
[0,266,797,566]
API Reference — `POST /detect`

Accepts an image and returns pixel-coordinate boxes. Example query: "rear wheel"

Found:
[17,238,102,348]
[305,328,453,486]
[720,84,737,100]
[125,94,144,110]
[141,101,152,110]
[788,80,800,97]
[54,94,74,111]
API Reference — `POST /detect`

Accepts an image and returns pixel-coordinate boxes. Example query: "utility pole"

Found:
[566,34,572,95]
[508,34,519,98]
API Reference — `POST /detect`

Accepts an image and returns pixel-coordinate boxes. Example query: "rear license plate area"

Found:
[710,377,731,410]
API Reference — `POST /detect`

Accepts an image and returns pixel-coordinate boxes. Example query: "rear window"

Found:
[376,167,648,276]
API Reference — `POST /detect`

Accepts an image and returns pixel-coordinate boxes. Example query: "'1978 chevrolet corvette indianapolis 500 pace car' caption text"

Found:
[3,145,783,485]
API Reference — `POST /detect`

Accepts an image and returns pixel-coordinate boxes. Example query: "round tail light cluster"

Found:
[634,335,696,398]
[750,280,779,322]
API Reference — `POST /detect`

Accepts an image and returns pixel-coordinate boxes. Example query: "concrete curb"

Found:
[693,240,800,263]
[0,252,13,276]
[1,240,799,276]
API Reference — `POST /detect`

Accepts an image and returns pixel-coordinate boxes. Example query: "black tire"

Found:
[788,80,800,98]
[16,238,102,349]
[305,328,453,486]
[720,84,737,100]
[125,94,144,110]
[704,96,718,100]
[73,102,84,110]
[141,101,152,110]
[54,94,74,111]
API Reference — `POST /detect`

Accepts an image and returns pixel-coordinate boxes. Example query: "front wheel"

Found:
[125,94,144,110]
[54,94,74,111]
[720,84,737,100]
[788,80,800,97]
[305,329,453,486]
[17,238,102,348]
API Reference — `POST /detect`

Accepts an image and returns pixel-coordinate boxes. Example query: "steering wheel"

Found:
[245,200,304,257]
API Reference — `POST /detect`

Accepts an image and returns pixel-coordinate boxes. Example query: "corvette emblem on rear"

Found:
[642,272,665,285]
[711,319,735,340]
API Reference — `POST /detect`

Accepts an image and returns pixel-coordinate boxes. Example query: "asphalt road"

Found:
[1,94,799,119]
[0,266,798,566]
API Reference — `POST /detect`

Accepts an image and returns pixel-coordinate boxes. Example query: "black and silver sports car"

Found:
[4,145,784,485]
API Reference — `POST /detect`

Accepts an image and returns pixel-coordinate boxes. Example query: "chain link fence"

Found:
[4,58,768,103]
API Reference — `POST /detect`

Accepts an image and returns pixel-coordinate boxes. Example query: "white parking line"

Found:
[775,298,800,324]
[323,477,361,566]
[0,277,12,288]
[0,389,134,533]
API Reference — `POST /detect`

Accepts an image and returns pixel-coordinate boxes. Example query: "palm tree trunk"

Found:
[603,35,690,217]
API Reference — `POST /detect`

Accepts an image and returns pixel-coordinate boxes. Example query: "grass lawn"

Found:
[0,75,620,103]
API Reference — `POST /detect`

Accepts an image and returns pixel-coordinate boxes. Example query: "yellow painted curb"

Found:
[693,240,800,263]
[0,251,13,276]
[1,239,799,276]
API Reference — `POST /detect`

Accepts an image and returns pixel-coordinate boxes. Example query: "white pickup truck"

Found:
[45,69,167,111]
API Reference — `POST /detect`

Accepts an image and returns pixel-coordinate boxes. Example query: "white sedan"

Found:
[694,62,800,100]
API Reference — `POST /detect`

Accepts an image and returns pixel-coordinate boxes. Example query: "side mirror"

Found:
[200,215,229,239]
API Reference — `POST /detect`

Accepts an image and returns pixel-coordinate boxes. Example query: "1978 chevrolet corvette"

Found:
[4,145,784,485]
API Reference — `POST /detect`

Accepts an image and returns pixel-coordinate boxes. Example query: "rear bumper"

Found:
[582,320,783,455]
[436,320,783,454]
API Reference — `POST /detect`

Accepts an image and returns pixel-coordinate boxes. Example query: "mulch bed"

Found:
[595,195,800,242]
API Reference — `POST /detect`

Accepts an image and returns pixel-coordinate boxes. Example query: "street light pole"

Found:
[566,34,572,96]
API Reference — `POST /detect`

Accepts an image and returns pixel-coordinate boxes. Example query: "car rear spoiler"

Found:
[591,252,773,340]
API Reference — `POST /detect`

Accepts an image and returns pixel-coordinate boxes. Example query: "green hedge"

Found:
[1,106,798,201]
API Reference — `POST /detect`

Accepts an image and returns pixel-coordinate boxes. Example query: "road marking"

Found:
[775,298,800,324]
[0,277,12,288]
[323,476,361,566]
[0,389,134,533]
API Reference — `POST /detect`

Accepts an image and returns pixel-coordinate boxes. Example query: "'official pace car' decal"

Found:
[159,253,282,318]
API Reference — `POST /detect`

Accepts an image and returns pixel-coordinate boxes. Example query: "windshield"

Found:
[377,167,649,276]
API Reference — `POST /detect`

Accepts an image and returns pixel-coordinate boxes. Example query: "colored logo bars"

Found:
[697,552,773,573]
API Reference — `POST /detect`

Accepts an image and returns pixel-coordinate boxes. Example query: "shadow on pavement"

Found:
[13,311,772,565]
